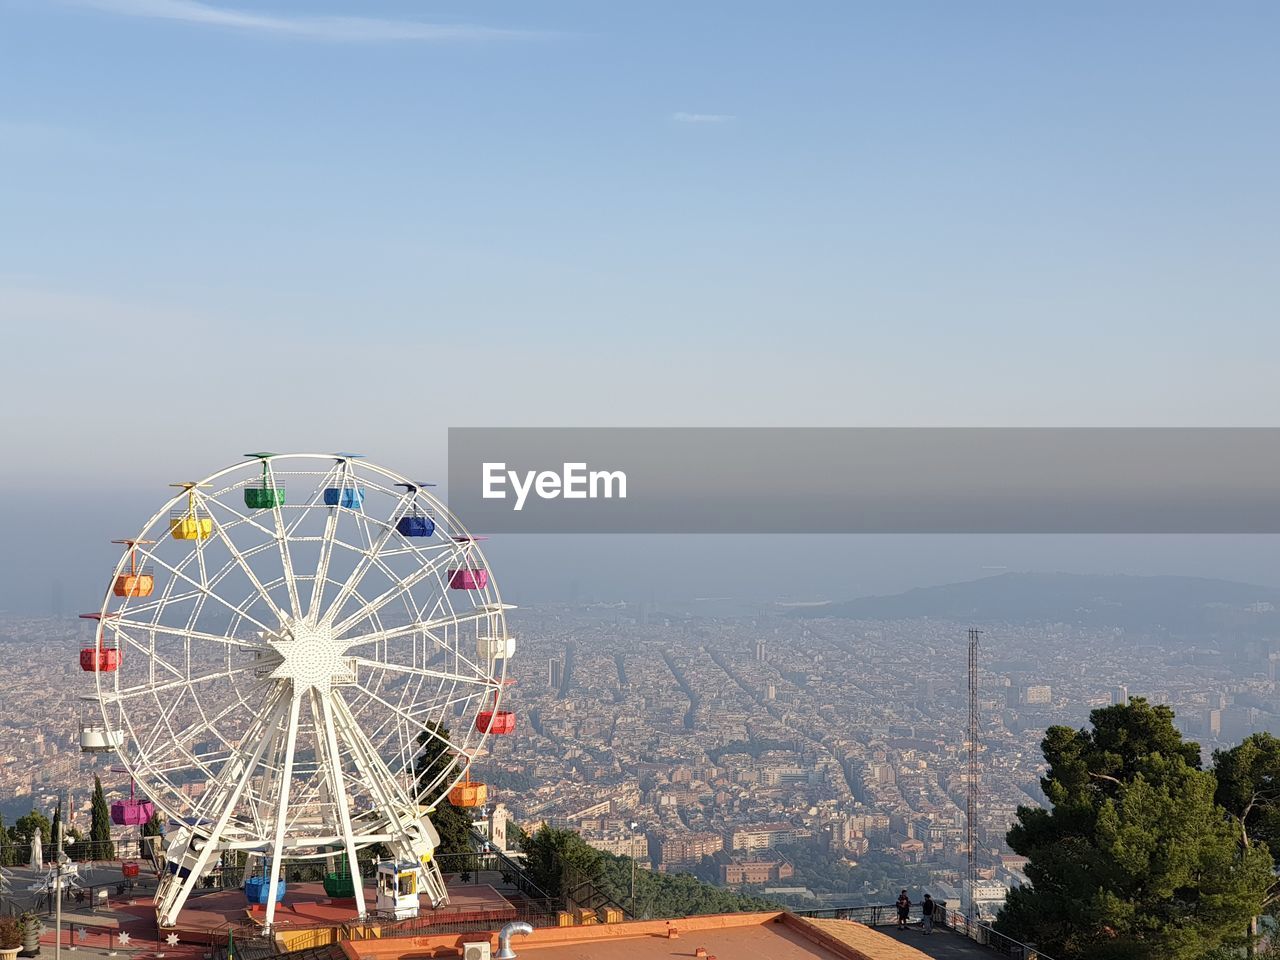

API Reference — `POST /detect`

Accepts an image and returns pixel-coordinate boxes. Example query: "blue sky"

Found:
[2,1,1279,608]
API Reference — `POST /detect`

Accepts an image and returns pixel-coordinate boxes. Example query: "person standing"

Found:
[896,890,911,930]
[921,893,935,934]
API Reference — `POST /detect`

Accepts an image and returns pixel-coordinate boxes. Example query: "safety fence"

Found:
[791,902,1056,960]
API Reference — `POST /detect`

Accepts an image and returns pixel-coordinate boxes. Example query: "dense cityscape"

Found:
[9,587,1277,917]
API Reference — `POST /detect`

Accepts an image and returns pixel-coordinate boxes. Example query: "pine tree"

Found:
[91,775,114,861]
[50,803,62,858]
[998,699,1272,960]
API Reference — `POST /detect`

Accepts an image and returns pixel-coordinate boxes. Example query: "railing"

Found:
[790,903,900,926]
[792,902,1056,960]
[562,867,630,922]
[464,827,558,901]
[0,835,162,867]
[215,895,566,954]
[940,908,1056,960]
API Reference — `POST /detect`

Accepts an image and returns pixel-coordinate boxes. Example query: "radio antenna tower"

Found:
[966,627,983,919]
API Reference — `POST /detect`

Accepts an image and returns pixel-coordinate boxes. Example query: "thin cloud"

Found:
[72,0,533,42]
[672,112,734,124]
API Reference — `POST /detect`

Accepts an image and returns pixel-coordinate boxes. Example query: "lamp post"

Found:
[628,822,639,919]
[54,822,62,960]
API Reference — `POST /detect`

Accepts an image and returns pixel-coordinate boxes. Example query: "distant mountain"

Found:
[797,572,1280,638]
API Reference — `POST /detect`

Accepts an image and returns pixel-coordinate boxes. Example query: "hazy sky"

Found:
[2,2,1278,611]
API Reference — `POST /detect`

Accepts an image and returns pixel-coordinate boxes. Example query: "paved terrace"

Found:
[877,925,999,959]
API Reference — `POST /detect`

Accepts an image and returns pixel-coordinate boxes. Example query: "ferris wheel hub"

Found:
[266,618,355,692]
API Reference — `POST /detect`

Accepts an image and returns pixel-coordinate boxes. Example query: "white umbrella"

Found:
[29,832,42,870]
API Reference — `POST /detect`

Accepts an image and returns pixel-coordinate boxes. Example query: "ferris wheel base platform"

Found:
[123,881,519,942]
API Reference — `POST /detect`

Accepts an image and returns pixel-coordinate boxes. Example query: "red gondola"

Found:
[79,613,119,672]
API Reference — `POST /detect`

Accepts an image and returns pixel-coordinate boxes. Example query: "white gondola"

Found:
[478,634,517,660]
[79,697,124,753]
[477,602,518,659]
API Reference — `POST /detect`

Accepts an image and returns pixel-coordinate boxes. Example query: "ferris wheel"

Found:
[77,454,516,929]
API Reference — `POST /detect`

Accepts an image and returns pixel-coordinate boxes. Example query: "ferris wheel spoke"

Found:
[330,548,463,637]
[198,495,280,544]
[307,505,341,621]
[340,602,503,649]
[345,678,478,757]
[350,656,494,689]
[320,494,413,629]
[199,492,291,625]
[329,691,418,838]
[103,663,258,703]
[107,617,263,651]
[143,550,278,636]
[139,673,280,800]
[189,685,290,821]
[356,685,477,769]
[268,466,303,619]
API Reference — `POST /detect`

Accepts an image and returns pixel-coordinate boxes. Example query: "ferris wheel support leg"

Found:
[407,820,448,909]
[330,695,449,909]
[263,694,303,932]
[154,691,288,927]
[318,692,367,918]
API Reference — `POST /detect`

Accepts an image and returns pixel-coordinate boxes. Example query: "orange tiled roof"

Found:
[336,911,935,960]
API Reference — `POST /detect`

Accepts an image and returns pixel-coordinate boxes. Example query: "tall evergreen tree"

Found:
[520,825,602,900]
[90,775,114,861]
[413,722,475,858]
[1212,731,1280,945]
[998,699,1272,960]
[141,810,165,866]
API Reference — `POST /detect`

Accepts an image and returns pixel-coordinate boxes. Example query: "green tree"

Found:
[13,811,51,863]
[413,722,475,859]
[517,824,775,918]
[520,825,602,900]
[998,699,1272,960]
[50,803,62,855]
[430,801,475,860]
[1212,731,1280,948]
[141,810,165,864]
[1214,732,1280,867]
[91,776,114,861]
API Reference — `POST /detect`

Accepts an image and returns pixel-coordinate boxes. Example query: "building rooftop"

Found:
[336,912,935,960]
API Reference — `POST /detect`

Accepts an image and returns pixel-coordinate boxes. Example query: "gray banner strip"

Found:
[446,428,1280,533]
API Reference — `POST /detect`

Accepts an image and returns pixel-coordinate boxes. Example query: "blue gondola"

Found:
[397,514,435,537]
[324,486,365,508]
[245,874,286,905]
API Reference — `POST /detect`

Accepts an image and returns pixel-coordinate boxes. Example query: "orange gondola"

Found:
[112,539,155,598]
[448,772,487,808]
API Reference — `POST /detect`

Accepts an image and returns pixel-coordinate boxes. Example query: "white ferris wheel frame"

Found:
[86,454,513,928]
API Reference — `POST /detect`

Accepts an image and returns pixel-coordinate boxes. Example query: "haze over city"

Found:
[2,3,1279,959]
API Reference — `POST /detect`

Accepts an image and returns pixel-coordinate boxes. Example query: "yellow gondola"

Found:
[169,482,212,540]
